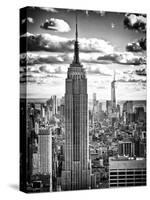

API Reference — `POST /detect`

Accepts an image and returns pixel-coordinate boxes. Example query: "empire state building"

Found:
[61,16,92,190]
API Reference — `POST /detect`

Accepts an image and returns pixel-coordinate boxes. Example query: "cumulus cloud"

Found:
[126,37,146,52]
[97,52,146,65]
[124,13,146,32]
[20,33,114,54]
[20,53,66,66]
[40,18,71,32]
[39,65,65,74]
[87,66,111,76]
[22,17,34,24]
[20,52,112,66]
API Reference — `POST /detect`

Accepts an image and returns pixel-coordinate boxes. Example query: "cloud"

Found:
[116,72,146,82]
[20,52,112,66]
[39,65,65,74]
[40,18,71,32]
[117,78,146,83]
[20,53,66,66]
[87,66,111,76]
[21,17,34,24]
[124,13,146,32]
[20,32,114,54]
[31,6,58,13]
[21,32,34,37]
[97,52,146,65]
[20,73,37,84]
[20,70,51,84]
[135,68,146,76]
[39,7,58,12]
[126,37,146,52]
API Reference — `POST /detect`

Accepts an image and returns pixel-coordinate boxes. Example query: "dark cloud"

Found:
[135,68,146,76]
[126,38,146,52]
[97,52,146,65]
[117,78,146,83]
[20,33,114,53]
[124,13,146,32]
[40,18,71,32]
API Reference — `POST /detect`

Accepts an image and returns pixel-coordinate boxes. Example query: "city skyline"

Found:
[20,7,146,100]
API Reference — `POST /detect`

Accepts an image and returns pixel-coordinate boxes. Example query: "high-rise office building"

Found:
[61,16,92,190]
[52,95,57,115]
[38,127,52,191]
[118,141,135,157]
[109,157,146,187]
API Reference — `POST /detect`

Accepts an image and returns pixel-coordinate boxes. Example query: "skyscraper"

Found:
[111,71,116,111]
[109,157,146,187]
[52,95,57,115]
[38,127,52,191]
[61,15,92,190]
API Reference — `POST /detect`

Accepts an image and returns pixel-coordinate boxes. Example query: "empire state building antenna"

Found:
[73,12,80,64]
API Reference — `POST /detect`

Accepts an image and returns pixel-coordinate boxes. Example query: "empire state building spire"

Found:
[73,14,80,64]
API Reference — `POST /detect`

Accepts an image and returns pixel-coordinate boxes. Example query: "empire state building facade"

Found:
[61,17,92,190]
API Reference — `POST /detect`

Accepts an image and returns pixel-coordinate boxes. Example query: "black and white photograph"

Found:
[20,6,146,193]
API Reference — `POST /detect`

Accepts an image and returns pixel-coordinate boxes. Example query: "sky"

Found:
[20,7,146,101]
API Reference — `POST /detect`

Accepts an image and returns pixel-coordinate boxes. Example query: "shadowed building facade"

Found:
[61,16,92,190]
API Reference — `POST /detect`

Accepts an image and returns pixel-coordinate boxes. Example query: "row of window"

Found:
[110,169,146,171]
[110,171,146,175]
[110,182,146,187]
[110,179,146,183]
[110,175,146,180]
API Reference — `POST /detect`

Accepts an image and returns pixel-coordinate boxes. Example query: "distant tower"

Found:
[61,14,92,190]
[92,93,97,129]
[93,93,96,107]
[111,71,116,111]
[52,95,57,115]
